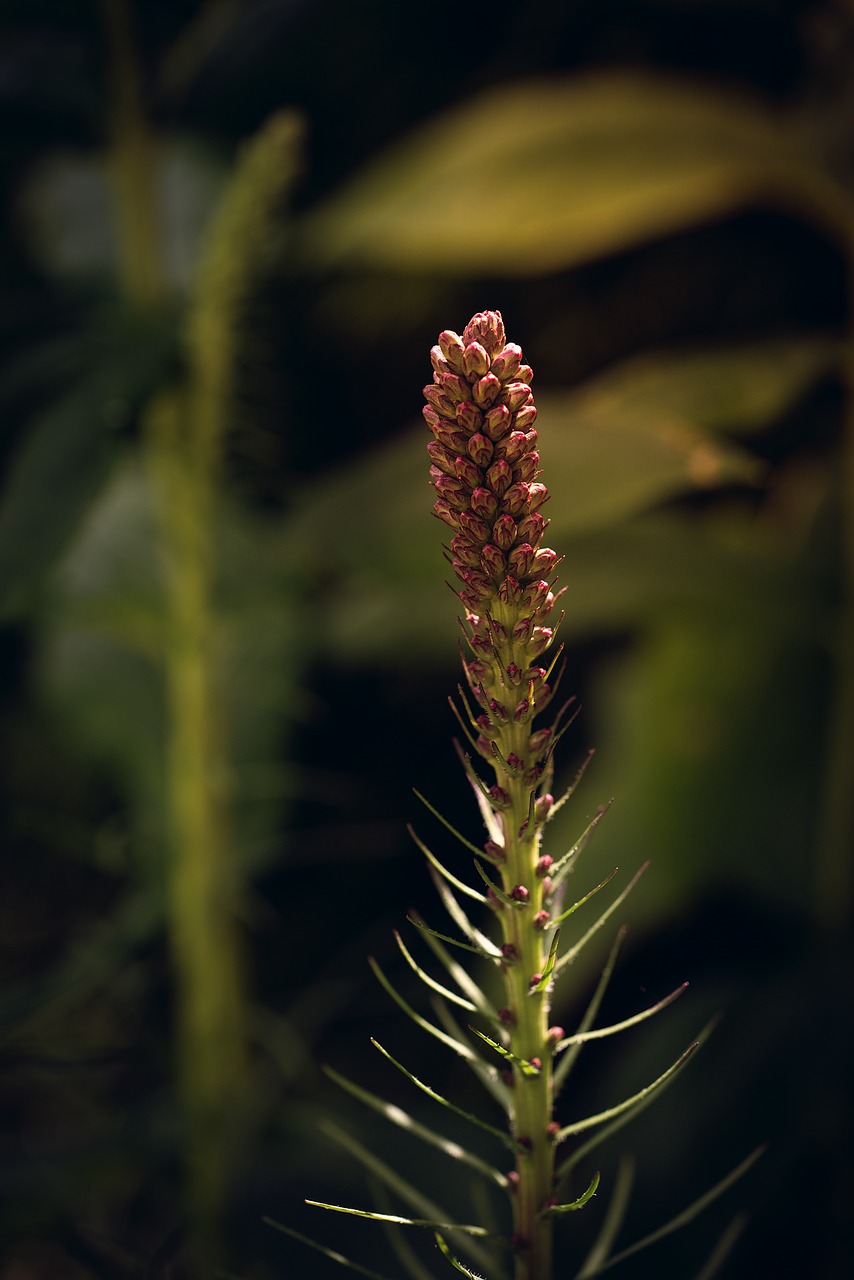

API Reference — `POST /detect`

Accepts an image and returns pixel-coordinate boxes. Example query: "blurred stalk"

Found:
[100,0,302,1262]
[148,114,301,1269]
[98,0,166,309]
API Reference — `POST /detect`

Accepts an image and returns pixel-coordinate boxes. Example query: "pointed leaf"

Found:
[429,867,502,957]
[327,1063,508,1186]
[264,1219,397,1280]
[549,804,613,889]
[555,864,648,976]
[371,1038,514,1152]
[395,930,479,1013]
[369,956,489,1067]
[435,1233,486,1278]
[306,1202,490,1236]
[406,915,499,963]
[414,788,492,859]
[555,981,688,1052]
[408,911,499,1019]
[530,928,562,994]
[547,868,619,930]
[470,1028,542,1079]
[555,1041,699,1145]
[409,825,487,904]
[542,1170,601,1215]
[576,1157,635,1279]
[554,927,626,1096]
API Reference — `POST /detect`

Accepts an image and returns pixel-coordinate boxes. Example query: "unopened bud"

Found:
[483,403,512,441]
[533,910,550,930]
[511,884,529,903]
[491,343,523,380]
[516,451,540,482]
[503,482,531,516]
[467,432,494,466]
[453,455,481,489]
[450,535,481,567]
[486,458,513,496]
[547,1026,564,1046]
[472,373,501,408]
[440,371,469,403]
[504,381,533,412]
[514,404,538,432]
[490,785,511,809]
[497,575,522,605]
[514,697,531,723]
[471,487,498,520]
[484,839,506,864]
[459,510,491,544]
[498,1007,515,1025]
[536,854,554,877]
[500,942,518,961]
[462,341,490,379]
[480,543,506,579]
[499,430,528,465]
[455,400,484,434]
[534,793,554,823]
[438,330,465,369]
[528,728,552,755]
[528,482,549,512]
[516,363,534,384]
[492,514,517,550]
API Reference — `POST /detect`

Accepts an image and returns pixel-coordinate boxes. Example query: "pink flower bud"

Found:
[513,616,534,642]
[528,482,549,512]
[521,580,549,609]
[455,399,483,434]
[472,373,501,408]
[438,329,465,370]
[440,371,470,403]
[490,785,511,809]
[527,1057,543,1071]
[433,475,470,510]
[463,310,506,354]
[516,512,547,543]
[506,662,523,684]
[471,487,498,520]
[450,535,481,567]
[480,543,506,579]
[528,728,552,755]
[547,1027,564,1046]
[498,430,528,465]
[507,1170,520,1190]
[431,420,468,452]
[492,514,517,550]
[528,973,542,990]
[485,839,506,863]
[454,454,481,489]
[462,341,490,379]
[534,793,554,823]
[511,884,529,903]
[501,942,518,961]
[465,658,490,681]
[514,404,538,432]
[514,697,531,722]
[530,627,554,657]
[488,698,509,723]
[504,381,533,412]
[516,363,534,384]
[531,548,557,576]
[508,542,535,577]
[536,855,554,876]
[422,405,440,429]
[515,451,540,482]
[486,458,513,496]
[546,1121,560,1139]
[491,343,523,380]
[423,384,456,416]
[426,441,456,475]
[533,910,550,930]
[489,619,507,643]
[430,346,449,375]
[499,1007,516,1025]
[497,575,522,605]
[483,403,512,441]
[433,499,463,530]
[459,510,491,544]
[506,752,523,772]
[503,482,530,516]
[467,432,494,466]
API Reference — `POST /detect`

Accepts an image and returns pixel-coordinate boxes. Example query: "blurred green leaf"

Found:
[300,74,834,276]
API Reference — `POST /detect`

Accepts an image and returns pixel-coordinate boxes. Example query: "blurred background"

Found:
[0,1,852,1277]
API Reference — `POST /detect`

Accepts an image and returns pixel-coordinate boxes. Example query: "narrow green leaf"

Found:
[576,1157,634,1279]
[549,804,614,889]
[408,911,499,1019]
[430,999,512,1114]
[394,930,478,1013]
[530,928,562,994]
[555,863,648,976]
[369,957,489,1066]
[413,788,491,860]
[548,748,596,821]
[692,1214,749,1280]
[406,915,498,963]
[263,1219,397,1280]
[326,1060,508,1185]
[554,928,626,1096]
[409,825,488,904]
[319,1119,498,1275]
[473,859,517,907]
[469,1028,542,1079]
[428,868,502,957]
[546,868,619,930]
[455,743,504,846]
[554,981,688,1051]
[306,1202,490,1236]
[541,1170,600,1215]
[435,1233,486,1278]
[372,1178,440,1280]
[578,1147,765,1276]
[371,1038,515,1151]
[555,1041,699,1145]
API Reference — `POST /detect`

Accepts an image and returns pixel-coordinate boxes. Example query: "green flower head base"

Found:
[424,311,565,791]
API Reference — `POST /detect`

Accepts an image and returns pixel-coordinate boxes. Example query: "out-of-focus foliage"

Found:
[0,1,852,1278]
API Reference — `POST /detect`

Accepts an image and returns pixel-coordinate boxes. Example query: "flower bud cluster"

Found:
[424,312,562,775]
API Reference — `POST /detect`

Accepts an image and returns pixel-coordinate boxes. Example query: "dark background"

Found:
[1,2,852,1278]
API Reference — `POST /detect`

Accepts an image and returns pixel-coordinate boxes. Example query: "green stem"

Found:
[491,602,556,1280]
